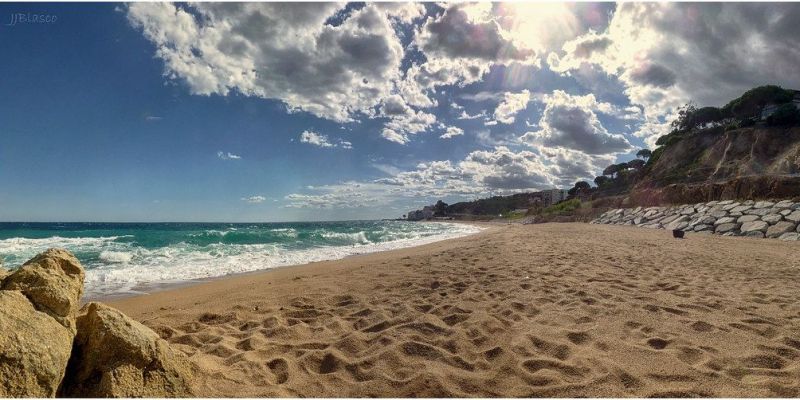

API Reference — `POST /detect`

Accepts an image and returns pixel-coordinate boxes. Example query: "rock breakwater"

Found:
[592,199,800,241]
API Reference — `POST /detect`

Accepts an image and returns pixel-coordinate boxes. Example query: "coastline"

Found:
[90,221,492,302]
[106,222,800,397]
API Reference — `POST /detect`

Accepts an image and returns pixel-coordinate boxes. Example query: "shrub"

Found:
[767,104,800,126]
[542,199,581,215]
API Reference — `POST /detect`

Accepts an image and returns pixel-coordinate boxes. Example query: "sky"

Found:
[2,2,800,222]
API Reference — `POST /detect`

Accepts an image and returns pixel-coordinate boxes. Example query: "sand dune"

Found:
[109,223,800,397]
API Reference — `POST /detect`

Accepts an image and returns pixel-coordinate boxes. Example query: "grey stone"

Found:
[766,221,797,238]
[785,210,800,223]
[762,214,783,224]
[730,205,751,214]
[693,224,713,232]
[715,223,738,234]
[680,207,696,215]
[745,208,771,216]
[709,210,728,218]
[778,232,800,241]
[721,202,740,211]
[717,200,734,206]
[741,220,769,233]
[667,221,689,231]
[774,200,794,209]
[744,231,765,238]
[781,209,793,216]
[714,217,736,225]
[754,200,775,209]
[737,215,760,223]
[660,215,680,224]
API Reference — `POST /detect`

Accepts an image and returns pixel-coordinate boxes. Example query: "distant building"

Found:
[541,188,567,207]
[761,91,800,121]
[407,205,436,221]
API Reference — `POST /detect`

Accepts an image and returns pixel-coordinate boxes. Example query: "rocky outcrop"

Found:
[2,248,85,330]
[0,291,75,397]
[592,199,800,241]
[0,249,85,397]
[0,249,194,398]
[61,302,194,397]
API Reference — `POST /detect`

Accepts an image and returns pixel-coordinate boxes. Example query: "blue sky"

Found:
[2,3,799,222]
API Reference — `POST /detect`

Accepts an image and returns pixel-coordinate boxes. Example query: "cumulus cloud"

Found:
[241,195,267,204]
[126,3,405,123]
[299,130,351,149]
[521,90,632,155]
[217,151,241,160]
[440,126,464,139]
[549,3,800,143]
[283,146,591,209]
[492,90,531,124]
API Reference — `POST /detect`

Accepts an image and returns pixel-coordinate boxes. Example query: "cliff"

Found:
[629,126,800,205]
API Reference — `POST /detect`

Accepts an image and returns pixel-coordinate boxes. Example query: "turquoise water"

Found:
[0,221,480,298]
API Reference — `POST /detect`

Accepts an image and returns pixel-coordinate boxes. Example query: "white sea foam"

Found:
[82,222,481,298]
[0,223,482,298]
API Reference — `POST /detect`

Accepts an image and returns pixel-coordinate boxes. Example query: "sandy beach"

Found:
[108,222,800,397]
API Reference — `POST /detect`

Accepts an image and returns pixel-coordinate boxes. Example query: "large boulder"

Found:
[741,220,769,233]
[2,249,85,330]
[766,221,797,238]
[61,302,194,397]
[0,290,75,397]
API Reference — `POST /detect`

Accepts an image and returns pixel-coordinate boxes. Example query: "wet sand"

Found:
[109,222,800,397]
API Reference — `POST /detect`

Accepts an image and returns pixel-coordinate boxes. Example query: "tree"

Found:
[721,85,795,120]
[767,104,800,126]
[568,181,591,197]
[594,175,611,187]
[433,200,448,216]
[670,102,698,132]
[636,149,652,160]
[602,164,621,178]
[627,159,646,170]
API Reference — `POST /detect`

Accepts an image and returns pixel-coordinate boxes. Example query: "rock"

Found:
[665,215,690,230]
[0,290,75,397]
[693,224,712,232]
[744,231,765,238]
[774,200,794,209]
[721,202,740,211]
[730,205,751,214]
[714,217,736,225]
[1,248,85,330]
[715,223,738,234]
[781,209,793,216]
[709,210,728,218]
[740,220,769,233]
[778,232,800,241]
[745,208,771,216]
[717,200,734,206]
[737,215,760,223]
[753,200,775,209]
[762,214,783,224]
[61,302,194,397]
[785,210,800,223]
[660,214,681,224]
[766,221,797,238]
[680,207,696,215]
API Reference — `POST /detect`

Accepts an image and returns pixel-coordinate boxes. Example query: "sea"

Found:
[0,221,481,298]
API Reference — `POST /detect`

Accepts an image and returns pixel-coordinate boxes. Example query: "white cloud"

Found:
[126,3,405,123]
[440,126,464,139]
[217,151,241,160]
[548,3,800,144]
[521,90,632,155]
[241,195,267,204]
[299,130,351,149]
[492,90,531,124]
